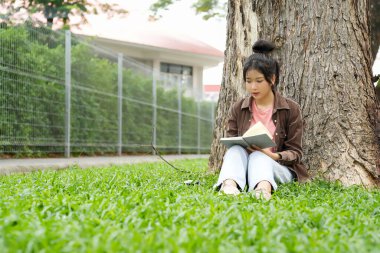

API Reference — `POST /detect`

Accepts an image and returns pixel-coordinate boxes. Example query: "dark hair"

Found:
[243,40,279,89]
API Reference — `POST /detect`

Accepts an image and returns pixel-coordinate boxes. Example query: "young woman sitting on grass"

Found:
[215,39,309,200]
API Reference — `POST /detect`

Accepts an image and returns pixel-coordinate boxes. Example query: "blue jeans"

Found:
[215,145,294,192]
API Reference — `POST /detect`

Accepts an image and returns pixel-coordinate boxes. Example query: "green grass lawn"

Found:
[0,159,379,253]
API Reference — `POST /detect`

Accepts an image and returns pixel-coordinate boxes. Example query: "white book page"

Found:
[243,121,273,139]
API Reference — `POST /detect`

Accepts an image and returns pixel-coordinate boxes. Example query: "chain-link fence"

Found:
[0,23,216,157]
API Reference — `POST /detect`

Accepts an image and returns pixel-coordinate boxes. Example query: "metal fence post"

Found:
[197,100,201,154]
[117,53,123,156]
[211,102,215,135]
[152,72,157,155]
[64,30,71,158]
[178,80,182,155]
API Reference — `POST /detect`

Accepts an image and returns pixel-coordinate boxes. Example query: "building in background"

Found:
[203,84,221,101]
[72,17,224,100]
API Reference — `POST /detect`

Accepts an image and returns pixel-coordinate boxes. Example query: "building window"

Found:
[160,63,193,97]
[160,63,193,75]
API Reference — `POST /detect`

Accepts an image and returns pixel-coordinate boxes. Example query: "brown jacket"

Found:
[227,91,310,182]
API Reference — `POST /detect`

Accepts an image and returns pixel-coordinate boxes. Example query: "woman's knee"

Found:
[249,151,271,161]
[248,151,274,169]
[225,145,247,156]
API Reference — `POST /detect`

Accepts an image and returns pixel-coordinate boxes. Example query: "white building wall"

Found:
[193,66,203,101]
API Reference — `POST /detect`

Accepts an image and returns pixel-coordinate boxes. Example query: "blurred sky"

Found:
[98,0,227,85]
[89,1,379,82]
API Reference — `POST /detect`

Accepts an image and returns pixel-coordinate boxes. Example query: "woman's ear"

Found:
[271,75,276,86]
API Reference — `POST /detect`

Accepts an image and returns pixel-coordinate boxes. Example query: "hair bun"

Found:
[252,40,275,54]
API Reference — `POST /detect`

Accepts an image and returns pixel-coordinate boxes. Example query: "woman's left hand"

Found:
[248,145,281,161]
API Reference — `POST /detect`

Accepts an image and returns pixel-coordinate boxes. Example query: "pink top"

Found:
[251,100,276,140]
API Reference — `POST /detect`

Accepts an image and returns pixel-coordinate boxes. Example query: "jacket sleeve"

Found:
[226,101,239,137]
[278,104,304,164]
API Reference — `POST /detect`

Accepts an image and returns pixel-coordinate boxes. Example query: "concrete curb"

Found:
[0,154,209,175]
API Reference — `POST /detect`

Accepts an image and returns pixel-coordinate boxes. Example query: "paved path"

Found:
[0,154,209,175]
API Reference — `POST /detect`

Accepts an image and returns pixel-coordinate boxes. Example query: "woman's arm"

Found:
[250,103,303,163]
[226,102,239,137]
[247,145,281,160]
[277,104,303,164]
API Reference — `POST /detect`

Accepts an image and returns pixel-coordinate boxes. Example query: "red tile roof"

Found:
[126,29,224,58]
[204,84,221,92]
[72,15,224,58]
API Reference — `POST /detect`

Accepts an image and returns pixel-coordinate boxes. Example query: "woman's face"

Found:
[245,69,274,101]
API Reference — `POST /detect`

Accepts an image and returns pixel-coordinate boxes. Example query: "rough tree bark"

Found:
[209,0,380,187]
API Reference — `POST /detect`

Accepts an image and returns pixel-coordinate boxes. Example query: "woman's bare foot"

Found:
[220,179,240,195]
[254,181,272,200]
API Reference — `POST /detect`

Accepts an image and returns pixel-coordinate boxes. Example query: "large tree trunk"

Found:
[208,1,258,174]
[209,0,380,187]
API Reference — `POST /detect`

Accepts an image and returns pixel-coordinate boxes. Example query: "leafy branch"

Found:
[149,0,227,20]
[0,0,128,28]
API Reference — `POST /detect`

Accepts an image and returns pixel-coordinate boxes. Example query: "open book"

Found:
[220,121,276,149]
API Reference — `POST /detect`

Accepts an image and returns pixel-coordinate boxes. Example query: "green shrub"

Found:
[0,25,215,156]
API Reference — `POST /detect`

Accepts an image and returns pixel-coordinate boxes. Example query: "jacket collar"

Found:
[240,91,290,112]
